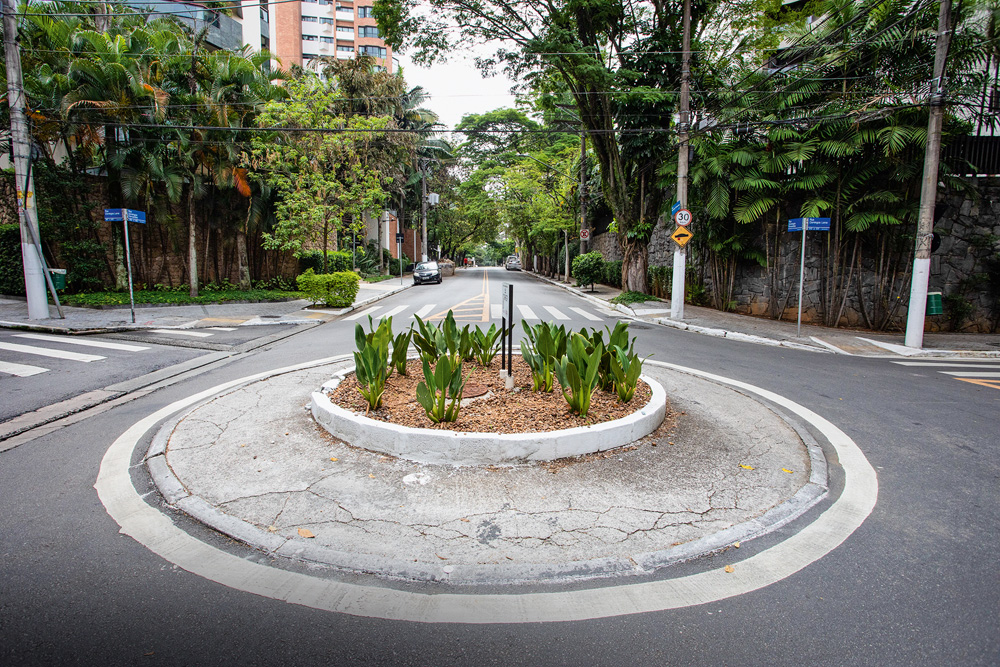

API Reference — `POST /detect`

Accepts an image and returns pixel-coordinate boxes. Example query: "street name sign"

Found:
[671,201,681,216]
[788,217,830,232]
[671,226,694,247]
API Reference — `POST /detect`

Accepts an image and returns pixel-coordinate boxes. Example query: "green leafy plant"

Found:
[353,318,393,410]
[471,323,502,366]
[609,345,645,403]
[412,311,463,362]
[521,320,567,392]
[580,321,635,392]
[554,333,604,417]
[390,327,413,375]
[415,355,469,423]
[296,269,361,307]
[572,252,605,292]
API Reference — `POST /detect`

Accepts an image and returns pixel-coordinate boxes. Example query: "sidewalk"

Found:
[529,273,1000,358]
[0,278,410,335]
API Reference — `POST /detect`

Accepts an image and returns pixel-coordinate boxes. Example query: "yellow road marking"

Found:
[428,270,490,322]
[957,378,1000,391]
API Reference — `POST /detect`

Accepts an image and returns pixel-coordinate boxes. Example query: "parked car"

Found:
[412,261,442,285]
[505,255,522,271]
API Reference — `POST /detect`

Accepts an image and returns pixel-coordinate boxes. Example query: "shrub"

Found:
[415,355,469,423]
[648,265,671,299]
[471,323,502,366]
[554,333,604,417]
[572,252,604,291]
[298,250,352,274]
[521,320,567,392]
[296,269,360,307]
[602,260,623,288]
[353,318,392,410]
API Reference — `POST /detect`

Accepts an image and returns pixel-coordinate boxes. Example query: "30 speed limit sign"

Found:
[675,209,692,226]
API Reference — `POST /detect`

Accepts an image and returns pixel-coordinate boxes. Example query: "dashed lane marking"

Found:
[0,342,105,362]
[14,333,151,352]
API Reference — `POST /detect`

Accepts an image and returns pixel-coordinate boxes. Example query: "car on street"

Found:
[505,255,522,271]
[412,261,442,285]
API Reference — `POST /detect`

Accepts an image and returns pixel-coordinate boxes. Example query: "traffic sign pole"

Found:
[796,219,808,337]
[122,209,136,324]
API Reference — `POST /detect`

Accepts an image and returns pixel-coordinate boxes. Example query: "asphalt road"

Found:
[2,268,998,666]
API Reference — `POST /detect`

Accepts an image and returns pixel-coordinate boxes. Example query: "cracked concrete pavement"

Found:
[153,361,825,585]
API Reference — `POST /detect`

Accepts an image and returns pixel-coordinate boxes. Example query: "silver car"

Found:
[505,255,522,271]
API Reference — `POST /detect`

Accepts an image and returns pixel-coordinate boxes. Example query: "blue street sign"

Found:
[788,217,831,232]
[126,209,146,224]
[104,208,123,222]
[671,201,681,216]
[105,208,146,223]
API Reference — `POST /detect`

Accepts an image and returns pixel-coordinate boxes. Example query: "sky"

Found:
[395,50,518,131]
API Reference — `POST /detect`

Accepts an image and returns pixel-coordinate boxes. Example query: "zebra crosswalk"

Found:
[0,333,150,378]
[891,358,1000,390]
[342,302,616,324]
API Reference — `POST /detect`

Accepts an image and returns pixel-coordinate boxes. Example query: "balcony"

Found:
[335,9,354,21]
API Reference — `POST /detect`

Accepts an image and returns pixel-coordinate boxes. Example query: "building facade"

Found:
[270,0,392,72]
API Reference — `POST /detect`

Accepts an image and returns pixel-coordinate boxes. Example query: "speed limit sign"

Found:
[675,209,692,227]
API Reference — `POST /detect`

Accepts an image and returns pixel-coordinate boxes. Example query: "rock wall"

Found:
[589,177,1000,332]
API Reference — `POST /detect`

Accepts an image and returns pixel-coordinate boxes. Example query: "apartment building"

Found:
[270,0,393,72]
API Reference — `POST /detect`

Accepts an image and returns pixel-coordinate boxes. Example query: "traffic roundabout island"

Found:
[146,356,829,586]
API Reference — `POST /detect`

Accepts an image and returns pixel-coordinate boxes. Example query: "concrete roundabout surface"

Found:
[96,355,878,623]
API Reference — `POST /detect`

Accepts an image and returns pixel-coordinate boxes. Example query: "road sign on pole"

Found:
[789,217,831,337]
[501,283,514,389]
[671,226,694,247]
[579,228,590,241]
[105,208,146,322]
[671,201,681,216]
[675,209,693,227]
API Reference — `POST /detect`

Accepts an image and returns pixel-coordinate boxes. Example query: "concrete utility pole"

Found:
[579,134,588,254]
[3,0,49,319]
[420,160,429,262]
[905,0,953,349]
[670,0,692,320]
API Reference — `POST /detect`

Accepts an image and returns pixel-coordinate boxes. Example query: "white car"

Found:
[505,256,522,271]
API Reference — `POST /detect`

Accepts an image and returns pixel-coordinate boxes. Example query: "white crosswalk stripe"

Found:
[0,360,49,377]
[891,359,1000,385]
[0,341,105,362]
[344,306,381,321]
[941,371,1000,377]
[381,305,408,318]
[342,303,609,323]
[491,304,501,319]
[412,304,435,319]
[149,329,214,338]
[207,327,237,331]
[14,333,149,352]
[543,306,571,321]
[569,307,604,321]
[517,305,539,320]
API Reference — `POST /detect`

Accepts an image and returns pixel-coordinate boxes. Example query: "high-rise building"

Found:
[270,0,393,72]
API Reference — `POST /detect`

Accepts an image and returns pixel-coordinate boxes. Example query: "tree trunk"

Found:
[188,186,198,297]
[621,237,649,293]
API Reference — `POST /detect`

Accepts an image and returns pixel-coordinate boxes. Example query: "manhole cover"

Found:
[464,383,489,398]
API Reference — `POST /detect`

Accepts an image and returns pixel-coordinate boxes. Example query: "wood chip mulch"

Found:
[326,356,656,433]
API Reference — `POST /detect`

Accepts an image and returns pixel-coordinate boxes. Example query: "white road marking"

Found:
[97,358,877,625]
[0,360,49,377]
[344,306,381,322]
[543,306,570,321]
[14,333,150,352]
[892,361,1000,368]
[569,307,603,322]
[940,371,1000,377]
[206,327,237,332]
[412,304,435,319]
[0,342,105,362]
[381,305,407,319]
[149,329,214,338]
[491,304,501,319]
[517,305,539,320]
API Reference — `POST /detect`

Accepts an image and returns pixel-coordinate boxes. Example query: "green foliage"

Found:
[295,269,360,307]
[611,291,660,305]
[579,321,635,392]
[353,318,392,410]
[648,266,671,300]
[609,346,645,403]
[390,327,413,376]
[553,334,604,418]
[0,224,24,296]
[520,321,568,392]
[470,323,502,366]
[602,260,623,289]
[572,252,605,291]
[298,250,352,274]
[415,355,468,423]
[412,311,463,363]
[59,287,301,307]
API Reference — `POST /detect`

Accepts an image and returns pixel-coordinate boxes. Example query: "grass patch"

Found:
[362,273,397,283]
[60,288,303,308]
[610,291,661,306]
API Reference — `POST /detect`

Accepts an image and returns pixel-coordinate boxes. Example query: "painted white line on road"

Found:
[569,307,603,322]
[517,305,539,320]
[206,327,237,332]
[0,342,105,362]
[15,333,150,352]
[342,307,381,322]
[940,371,1000,377]
[543,306,570,321]
[97,358,877,625]
[491,304,500,319]
[894,361,1000,368]
[0,360,49,377]
[381,306,407,319]
[412,304,435,319]
[149,329,214,338]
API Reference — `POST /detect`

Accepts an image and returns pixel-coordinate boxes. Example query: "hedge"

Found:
[296,269,360,307]
[298,249,353,275]
[572,252,604,291]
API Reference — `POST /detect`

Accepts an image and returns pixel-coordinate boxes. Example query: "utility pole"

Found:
[579,134,588,254]
[420,160,429,262]
[670,0,692,320]
[3,0,49,319]
[905,0,952,349]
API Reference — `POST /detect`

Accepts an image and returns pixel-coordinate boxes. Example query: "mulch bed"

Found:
[326,355,655,433]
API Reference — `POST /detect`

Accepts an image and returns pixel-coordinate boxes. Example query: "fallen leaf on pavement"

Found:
[330,457,338,462]
[460,518,470,522]
[739,464,755,470]
[369,473,376,478]
[782,468,793,473]
[733,541,740,548]
[267,525,277,532]
[436,553,448,560]
[297,528,315,539]
[724,565,735,574]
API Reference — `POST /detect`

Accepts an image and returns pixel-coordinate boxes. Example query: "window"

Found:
[303,35,317,41]
[358,26,380,38]
[337,45,353,52]
[321,36,334,43]
[318,0,332,5]
[358,45,386,58]
[337,26,353,34]
[357,6,373,17]
[320,17,334,24]
[302,15,319,22]
[260,6,268,21]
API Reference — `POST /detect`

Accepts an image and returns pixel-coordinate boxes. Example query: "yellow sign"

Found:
[671,226,694,247]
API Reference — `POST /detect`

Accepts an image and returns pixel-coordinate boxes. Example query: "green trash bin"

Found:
[48,268,66,291]
[926,291,943,315]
